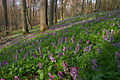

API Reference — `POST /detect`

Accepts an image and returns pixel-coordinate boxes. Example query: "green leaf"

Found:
[48,65,52,72]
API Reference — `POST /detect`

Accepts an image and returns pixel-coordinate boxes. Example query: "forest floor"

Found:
[0,11,114,48]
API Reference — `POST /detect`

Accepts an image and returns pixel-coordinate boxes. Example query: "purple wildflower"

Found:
[33,53,37,59]
[48,72,55,80]
[58,37,61,44]
[84,46,89,52]
[111,29,114,36]
[53,64,57,69]
[40,52,43,58]
[58,71,63,79]
[51,42,56,48]
[3,60,8,65]
[32,41,35,46]
[110,35,113,43]
[14,76,19,80]
[97,32,100,35]
[91,59,98,71]
[80,39,82,43]
[88,44,92,52]
[58,52,62,58]
[63,47,67,52]
[69,66,78,80]
[23,54,27,60]
[16,49,19,54]
[86,30,88,34]
[117,29,120,35]
[113,23,115,26]
[38,47,41,52]
[48,53,56,62]
[71,35,74,43]
[116,52,120,70]
[97,47,101,53]
[106,30,109,35]
[86,40,90,44]
[103,29,105,33]
[38,62,43,69]
[75,43,80,54]
[0,79,4,80]
[21,48,23,53]
[62,60,68,74]
[15,54,18,60]
[35,47,38,51]
[65,36,68,43]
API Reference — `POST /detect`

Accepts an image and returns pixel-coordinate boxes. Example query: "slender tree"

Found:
[96,0,101,19]
[2,0,9,35]
[40,0,48,32]
[28,0,32,29]
[49,0,54,26]
[21,0,29,34]
[61,0,64,20]
[46,0,48,26]
[54,0,58,24]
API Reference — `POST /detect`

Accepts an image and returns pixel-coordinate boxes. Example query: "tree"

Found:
[83,0,87,19]
[46,0,48,26]
[27,0,32,29]
[40,0,48,32]
[54,0,58,24]
[61,0,64,20]
[21,0,29,34]
[49,0,54,26]
[96,0,101,19]
[2,0,9,35]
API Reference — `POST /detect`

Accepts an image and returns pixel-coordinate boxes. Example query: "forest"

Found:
[0,0,120,80]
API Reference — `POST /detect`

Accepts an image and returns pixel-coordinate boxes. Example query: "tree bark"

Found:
[28,0,32,29]
[54,0,58,24]
[2,0,9,35]
[46,0,48,26]
[40,0,48,32]
[21,0,29,34]
[49,0,54,26]
[96,0,101,19]
[61,0,64,20]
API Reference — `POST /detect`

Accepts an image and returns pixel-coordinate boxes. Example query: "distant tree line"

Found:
[0,0,120,35]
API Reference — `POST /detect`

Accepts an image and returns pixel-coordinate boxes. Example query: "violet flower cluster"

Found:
[75,43,80,54]
[48,72,55,80]
[69,66,78,80]
[38,62,43,69]
[91,59,98,71]
[58,71,63,79]
[83,44,92,53]
[116,52,120,71]
[48,53,56,62]
[62,60,68,74]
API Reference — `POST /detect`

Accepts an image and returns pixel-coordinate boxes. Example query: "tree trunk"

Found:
[61,0,63,20]
[84,0,87,19]
[49,0,54,26]
[2,0,9,35]
[46,0,48,26]
[28,0,32,29]
[95,0,98,11]
[21,0,29,34]
[40,0,48,32]
[96,0,101,19]
[54,0,58,24]
[82,0,85,12]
